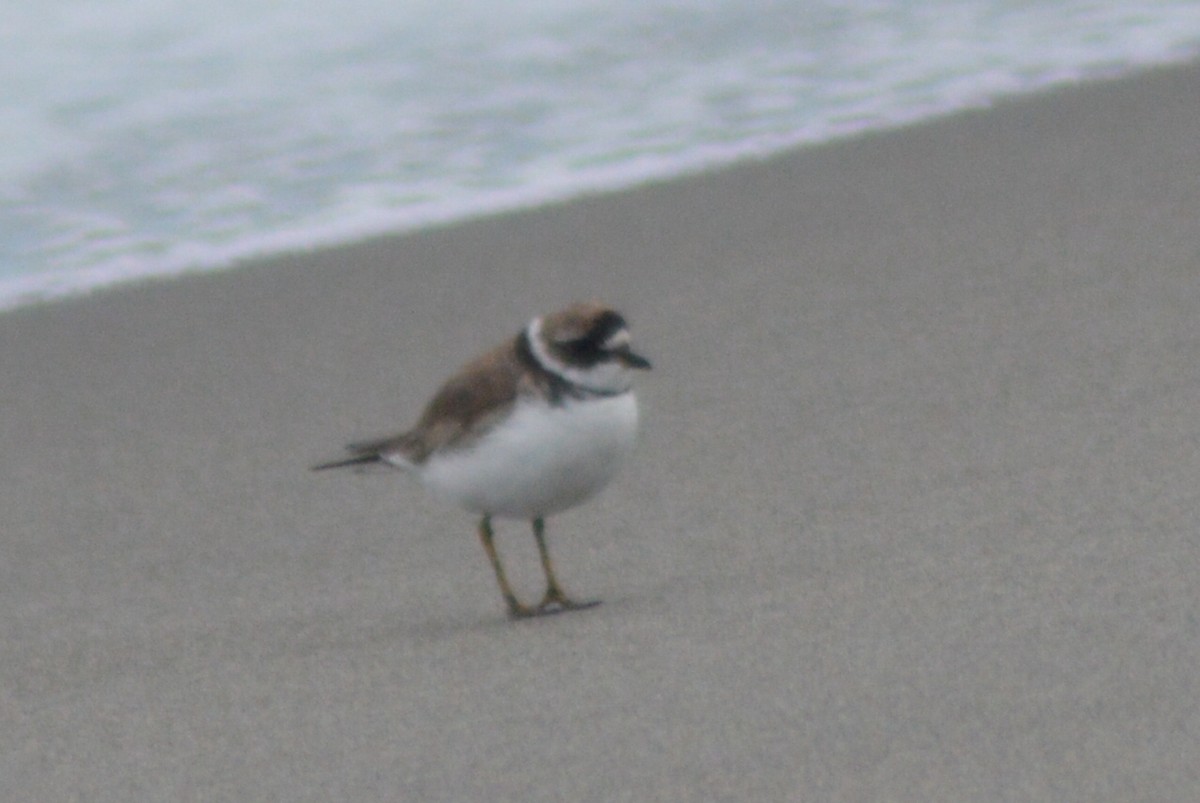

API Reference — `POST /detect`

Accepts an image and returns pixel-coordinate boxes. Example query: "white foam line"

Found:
[3,50,1197,315]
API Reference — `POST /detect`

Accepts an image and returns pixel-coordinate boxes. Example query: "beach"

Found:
[3,59,1199,800]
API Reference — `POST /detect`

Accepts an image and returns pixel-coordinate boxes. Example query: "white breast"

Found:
[418,392,639,519]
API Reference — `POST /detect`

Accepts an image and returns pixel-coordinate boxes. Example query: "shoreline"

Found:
[4,56,1198,317]
[3,60,1199,799]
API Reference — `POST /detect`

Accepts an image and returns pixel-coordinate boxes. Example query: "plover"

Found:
[312,302,651,618]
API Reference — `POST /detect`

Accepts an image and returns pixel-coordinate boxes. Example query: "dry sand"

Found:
[3,62,1199,800]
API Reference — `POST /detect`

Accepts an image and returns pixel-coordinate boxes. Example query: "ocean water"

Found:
[4,0,1200,310]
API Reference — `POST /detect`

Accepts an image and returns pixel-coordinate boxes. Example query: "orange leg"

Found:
[532,517,600,613]
[477,516,537,618]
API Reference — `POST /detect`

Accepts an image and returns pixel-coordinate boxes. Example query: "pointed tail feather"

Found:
[311,434,416,472]
[310,452,383,471]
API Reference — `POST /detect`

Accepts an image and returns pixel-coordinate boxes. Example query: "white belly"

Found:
[418,393,639,518]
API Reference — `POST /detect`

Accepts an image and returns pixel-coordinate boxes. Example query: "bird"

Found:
[312,301,651,618]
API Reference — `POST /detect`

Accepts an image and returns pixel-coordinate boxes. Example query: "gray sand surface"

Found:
[3,63,1199,800]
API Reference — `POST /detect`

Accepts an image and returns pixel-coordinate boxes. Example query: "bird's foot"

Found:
[535,589,601,615]
[503,590,600,620]
[505,602,541,620]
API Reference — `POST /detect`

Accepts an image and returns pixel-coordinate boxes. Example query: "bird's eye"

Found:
[554,335,606,366]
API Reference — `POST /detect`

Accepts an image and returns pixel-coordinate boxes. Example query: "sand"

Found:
[3,62,1199,800]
